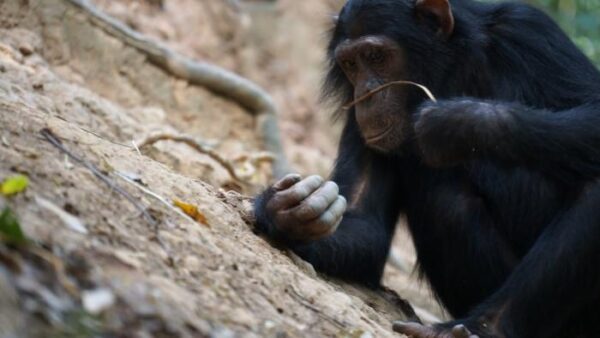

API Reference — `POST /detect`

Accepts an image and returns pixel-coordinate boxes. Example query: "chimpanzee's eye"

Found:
[367,50,385,64]
[342,60,357,71]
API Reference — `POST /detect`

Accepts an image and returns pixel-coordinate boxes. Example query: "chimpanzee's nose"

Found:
[356,78,381,104]
[365,78,380,92]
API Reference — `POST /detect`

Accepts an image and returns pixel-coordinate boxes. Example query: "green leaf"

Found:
[0,207,27,245]
[1,175,29,196]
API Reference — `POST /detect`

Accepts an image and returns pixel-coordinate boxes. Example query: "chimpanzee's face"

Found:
[334,35,409,152]
[330,0,454,153]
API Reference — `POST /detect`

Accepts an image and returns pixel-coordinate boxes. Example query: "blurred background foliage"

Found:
[527,0,600,66]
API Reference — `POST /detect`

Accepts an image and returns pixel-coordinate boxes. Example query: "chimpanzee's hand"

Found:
[414,99,509,167]
[258,174,347,241]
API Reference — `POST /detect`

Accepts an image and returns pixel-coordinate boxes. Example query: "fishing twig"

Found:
[137,133,243,182]
[63,0,290,178]
[40,128,157,226]
[343,81,437,110]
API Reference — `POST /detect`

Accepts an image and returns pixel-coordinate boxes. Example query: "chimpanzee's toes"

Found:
[451,324,479,338]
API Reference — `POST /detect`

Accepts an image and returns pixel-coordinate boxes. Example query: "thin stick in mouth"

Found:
[342,80,437,110]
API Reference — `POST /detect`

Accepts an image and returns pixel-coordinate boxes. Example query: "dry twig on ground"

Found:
[40,128,157,226]
[114,171,196,225]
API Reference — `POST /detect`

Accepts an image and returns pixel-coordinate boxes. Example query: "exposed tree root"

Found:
[64,0,290,178]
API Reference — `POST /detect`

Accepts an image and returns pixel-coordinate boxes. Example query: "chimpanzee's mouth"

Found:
[365,125,394,143]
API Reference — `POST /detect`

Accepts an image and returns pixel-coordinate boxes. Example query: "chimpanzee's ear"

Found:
[415,0,454,38]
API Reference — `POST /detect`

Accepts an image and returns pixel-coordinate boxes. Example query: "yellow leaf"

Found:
[173,199,209,226]
[1,175,29,196]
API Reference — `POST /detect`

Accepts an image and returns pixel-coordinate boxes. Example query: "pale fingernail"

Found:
[308,175,324,185]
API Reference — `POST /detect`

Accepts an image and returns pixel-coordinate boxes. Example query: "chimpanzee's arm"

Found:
[254,119,402,286]
[415,99,600,180]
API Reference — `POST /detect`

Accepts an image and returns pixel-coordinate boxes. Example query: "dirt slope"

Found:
[0,0,430,337]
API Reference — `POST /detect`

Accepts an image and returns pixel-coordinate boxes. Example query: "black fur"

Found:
[255,0,600,337]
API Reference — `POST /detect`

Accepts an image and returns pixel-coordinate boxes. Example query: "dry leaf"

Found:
[173,199,209,226]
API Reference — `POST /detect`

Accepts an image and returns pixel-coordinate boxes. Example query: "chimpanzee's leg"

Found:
[405,178,519,318]
[471,181,600,338]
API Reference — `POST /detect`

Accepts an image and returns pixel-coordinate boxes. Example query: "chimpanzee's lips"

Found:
[364,125,393,143]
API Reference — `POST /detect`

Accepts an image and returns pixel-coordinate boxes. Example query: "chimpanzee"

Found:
[254,0,600,337]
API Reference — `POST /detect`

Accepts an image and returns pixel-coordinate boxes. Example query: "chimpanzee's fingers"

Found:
[331,195,347,222]
[273,173,302,191]
[279,194,346,240]
[452,325,478,338]
[268,175,324,211]
[301,195,347,239]
[287,181,340,221]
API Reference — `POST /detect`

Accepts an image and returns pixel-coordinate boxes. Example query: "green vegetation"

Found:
[529,0,600,66]
[0,207,27,245]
